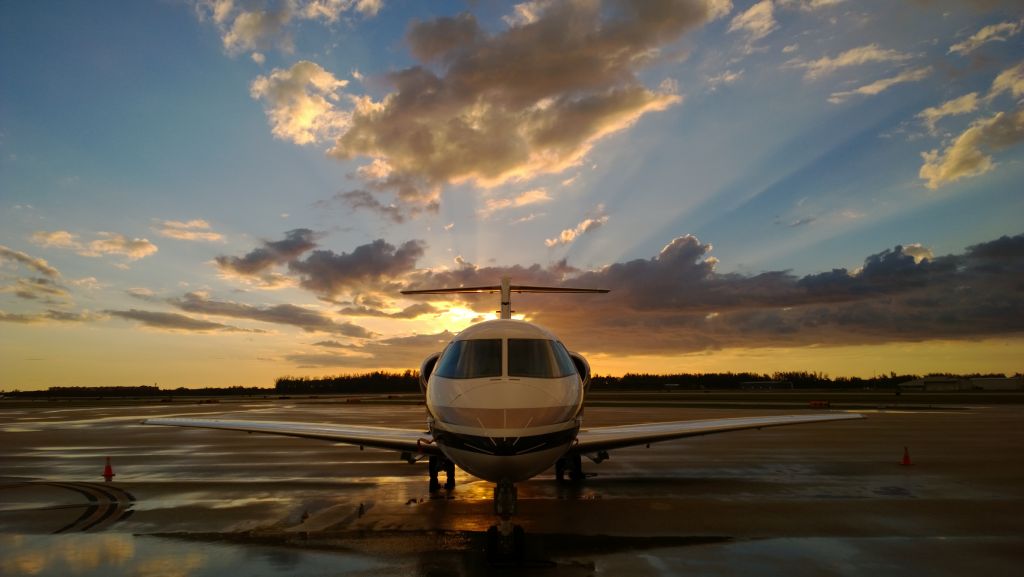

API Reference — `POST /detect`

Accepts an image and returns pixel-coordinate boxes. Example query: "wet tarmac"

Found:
[1,397,1022,575]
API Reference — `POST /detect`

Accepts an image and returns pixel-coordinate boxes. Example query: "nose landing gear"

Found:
[486,478,526,562]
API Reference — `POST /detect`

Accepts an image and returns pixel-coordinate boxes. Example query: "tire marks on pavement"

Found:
[39,482,136,533]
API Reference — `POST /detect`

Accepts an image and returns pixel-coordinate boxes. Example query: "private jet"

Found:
[146,278,864,557]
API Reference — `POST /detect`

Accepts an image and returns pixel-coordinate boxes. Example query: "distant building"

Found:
[898,376,1024,391]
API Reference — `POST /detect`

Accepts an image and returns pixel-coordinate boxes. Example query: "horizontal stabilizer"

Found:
[401,285,609,295]
[401,277,607,319]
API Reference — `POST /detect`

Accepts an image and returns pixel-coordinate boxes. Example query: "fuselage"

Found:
[423,319,587,482]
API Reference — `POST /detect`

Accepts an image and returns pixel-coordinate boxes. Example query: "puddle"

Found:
[0,533,386,577]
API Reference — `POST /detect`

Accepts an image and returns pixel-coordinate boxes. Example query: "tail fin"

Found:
[401,277,608,319]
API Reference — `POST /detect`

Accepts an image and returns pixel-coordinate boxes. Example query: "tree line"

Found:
[4,370,1016,397]
[3,385,267,398]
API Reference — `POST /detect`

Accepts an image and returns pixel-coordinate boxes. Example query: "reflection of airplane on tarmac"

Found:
[146,278,863,558]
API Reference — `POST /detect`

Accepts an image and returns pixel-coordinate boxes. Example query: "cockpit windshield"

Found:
[433,337,578,379]
[508,339,577,378]
[434,339,502,379]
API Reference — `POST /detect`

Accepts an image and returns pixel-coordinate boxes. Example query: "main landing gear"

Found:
[486,478,525,563]
[554,453,585,482]
[555,450,608,482]
[427,455,456,492]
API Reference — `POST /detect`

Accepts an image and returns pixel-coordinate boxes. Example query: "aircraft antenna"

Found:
[401,276,609,320]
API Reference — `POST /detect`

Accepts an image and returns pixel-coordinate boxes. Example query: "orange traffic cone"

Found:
[900,446,912,466]
[103,456,115,482]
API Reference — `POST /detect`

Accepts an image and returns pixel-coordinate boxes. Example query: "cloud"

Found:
[215,234,423,299]
[170,291,372,337]
[196,0,383,56]
[0,309,95,324]
[0,245,60,278]
[706,69,744,91]
[511,212,544,224]
[406,11,483,62]
[785,216,817,228]
[948,20,1022,56]
[452,256,475,270]
[778,0,845,10]
[316,0,730,214]
[70,277,102,290]
[313,339,347,348]
[502,1,553,27]
[338,302,440,319]
[288,331,454,368]
[106,308,251,332]
[479,188,552,217]
[356,0,383,17]
[155,219,224,242]
[917,93,980,133]
[827,66,932,104]
[223,6,291,54]
[0,246,69,302]
[728,0,777,45]
[792,44,914,80]
[328,189,405,223]
[397,232,1024,358]
[127,287,161,302]
[901,243,934,264]
[215,228,319,278]
[919,106,1024,189]
[989,60,1024,100]
[545,206,609,247]
[5,277,69,301]
[29,231,79,252]
[30,231,158,260]
[250,61,350,145]
[453,255,475,269]
[196,0,234,25]
[85,233,158,260]
[336,162,442,220]
[289,238,425,298]
[300,0,382,21]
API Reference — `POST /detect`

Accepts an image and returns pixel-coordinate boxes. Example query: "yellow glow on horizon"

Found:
[3,320,1020,390]
[586,337,1024,378]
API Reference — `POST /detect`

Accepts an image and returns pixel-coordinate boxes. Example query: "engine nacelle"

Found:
[568,352,591,391]
[419,352,441,394]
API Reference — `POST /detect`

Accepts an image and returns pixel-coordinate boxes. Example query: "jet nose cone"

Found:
[429,377,581,429]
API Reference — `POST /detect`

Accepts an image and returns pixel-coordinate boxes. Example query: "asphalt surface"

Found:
[1,396,1022,576]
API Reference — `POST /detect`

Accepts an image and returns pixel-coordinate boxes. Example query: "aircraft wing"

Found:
[573,412,864,453]
[143,417,441,455]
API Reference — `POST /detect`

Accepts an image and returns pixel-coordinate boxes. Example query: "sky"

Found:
[1,0,1022,389]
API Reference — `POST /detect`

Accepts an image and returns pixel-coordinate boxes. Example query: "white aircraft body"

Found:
[146,278,864,556]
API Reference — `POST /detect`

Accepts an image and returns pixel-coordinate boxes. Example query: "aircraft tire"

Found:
[444,460,456,490]
[485,526,500,563]
[428,456,441,492]
[568,453,585,482]
[513,524,526,562]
